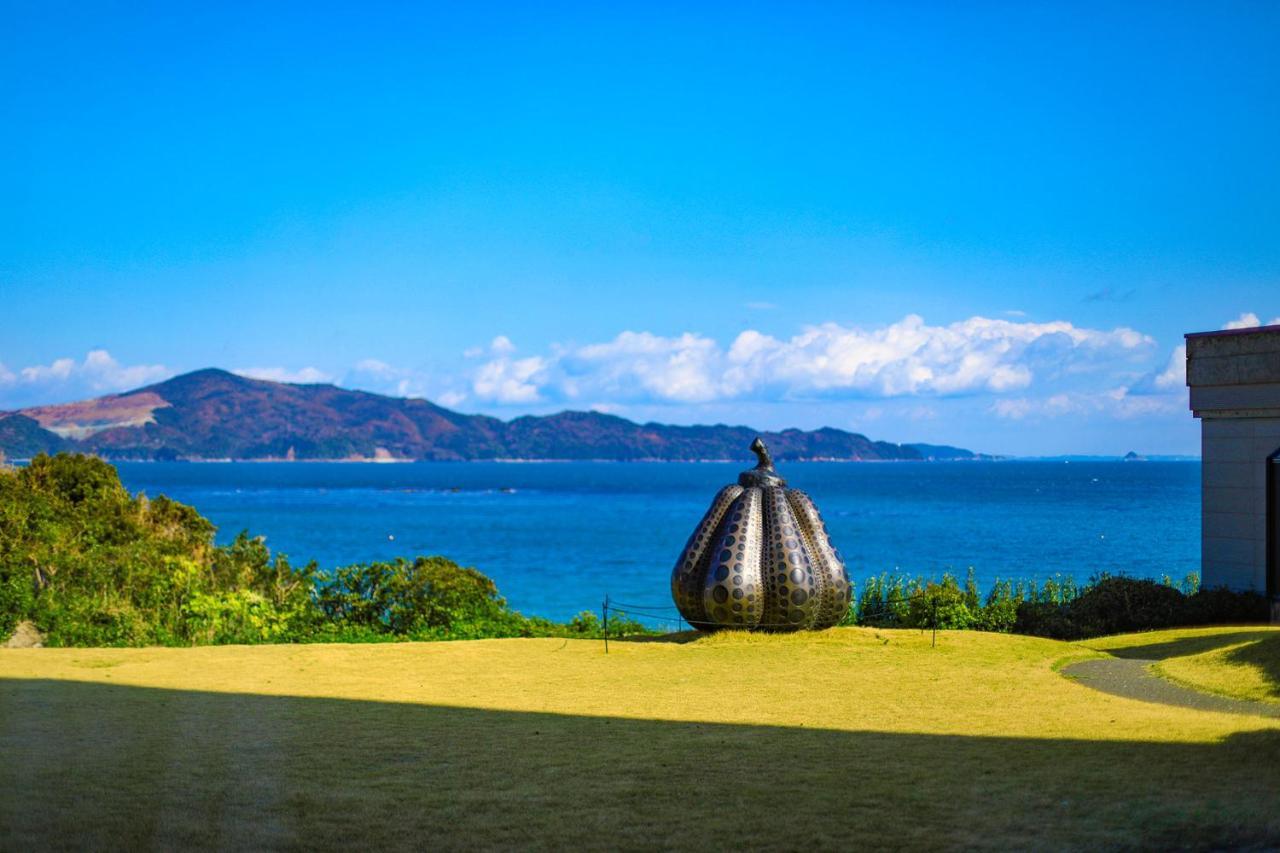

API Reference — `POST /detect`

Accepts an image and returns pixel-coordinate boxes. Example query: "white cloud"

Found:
[2,350,171,402]
[1153,345,1186,391]
[990,387,1182,421]
[1224,312,1261,330]
[988,399,1024,419]
[1222,312,1280,330]
[1128,342,1187,397]
[234,366,334,384]
[467,314,1155,406]
[568,331,722,402]
[459,336,547,404]
[1124,311,1280,404]
[19,358,75,384]
[719,315,1149,398]
[347,359,433,399]
[353,358,395,377]
[436,390,467,408]
[472,353,546,404]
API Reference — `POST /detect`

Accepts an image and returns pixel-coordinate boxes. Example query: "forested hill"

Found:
[0,368,984,462]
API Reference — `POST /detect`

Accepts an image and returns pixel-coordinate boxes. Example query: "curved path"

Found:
[1062,656,1280,718]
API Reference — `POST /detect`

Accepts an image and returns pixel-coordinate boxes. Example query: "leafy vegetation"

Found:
[844,567,1265,639]
[0,453,644,646]
[0,453,1268,648]
[1013,575,1269,639]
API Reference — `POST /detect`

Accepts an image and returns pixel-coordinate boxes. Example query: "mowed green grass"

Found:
[3,627,1279,851]
[1088,627,1280,705]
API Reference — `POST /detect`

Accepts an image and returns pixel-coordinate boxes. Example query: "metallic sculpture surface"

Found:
[671,438,851,631]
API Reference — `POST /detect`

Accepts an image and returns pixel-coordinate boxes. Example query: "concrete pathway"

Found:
[1062,657,1280,718]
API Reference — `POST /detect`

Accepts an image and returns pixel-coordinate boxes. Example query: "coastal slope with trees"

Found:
[0,368,986,462]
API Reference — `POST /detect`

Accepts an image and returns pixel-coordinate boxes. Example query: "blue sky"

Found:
[3,2,1278,455]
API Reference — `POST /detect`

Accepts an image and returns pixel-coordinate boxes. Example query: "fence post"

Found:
[602,594,609,655]
[931,595,937,648]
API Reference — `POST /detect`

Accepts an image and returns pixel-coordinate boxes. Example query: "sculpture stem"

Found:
[750,437,774,471]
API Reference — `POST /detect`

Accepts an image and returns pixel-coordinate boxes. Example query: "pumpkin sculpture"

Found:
[671,438,851,631]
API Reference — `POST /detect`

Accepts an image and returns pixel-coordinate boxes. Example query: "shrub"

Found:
[857,573,917,626]
[1013,576,1269,640]
[1068,576,1185,636]
[0,454,656,646]
[856,571,1001,631]
[974,579,1019,633]
[314,556,527,639]
[556,610,651,638]
[1182,586,1270,625]
[907,575,975,630]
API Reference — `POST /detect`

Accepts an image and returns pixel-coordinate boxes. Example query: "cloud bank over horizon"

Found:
[3,311,1277,455]
[0,350,170,408]
[461,315,1155,407]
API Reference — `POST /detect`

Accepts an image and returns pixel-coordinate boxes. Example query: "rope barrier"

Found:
[609,591,934,614]
[600,592,944,649]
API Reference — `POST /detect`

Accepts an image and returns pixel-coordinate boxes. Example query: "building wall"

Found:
[1186,325,1280,602]
[1200,417,1280,591]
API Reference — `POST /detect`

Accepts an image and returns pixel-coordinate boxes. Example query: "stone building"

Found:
[1185,324,1280,618]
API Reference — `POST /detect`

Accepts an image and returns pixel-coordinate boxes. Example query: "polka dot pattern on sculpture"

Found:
[697,488,763,628]
[669,484,742,629]
[670,441,849,632]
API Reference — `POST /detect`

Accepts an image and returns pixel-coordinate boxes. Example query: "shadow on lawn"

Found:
[1092,629,1279,662]
[2,679,1279,850]
[1222,633,1280,701]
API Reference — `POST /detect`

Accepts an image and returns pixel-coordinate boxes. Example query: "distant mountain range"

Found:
[0,369,988,462]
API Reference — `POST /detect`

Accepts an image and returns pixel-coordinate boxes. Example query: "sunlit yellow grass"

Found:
[0,627,1270,740]
[1137,631,1280,705]
[3,627,1279,850]
[1081,625,1280,705]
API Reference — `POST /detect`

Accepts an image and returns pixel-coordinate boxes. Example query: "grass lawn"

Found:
[3,626,1279,850]
[1084,626,1280,705]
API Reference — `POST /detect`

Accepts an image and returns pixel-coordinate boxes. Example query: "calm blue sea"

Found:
[114,461,1200,622]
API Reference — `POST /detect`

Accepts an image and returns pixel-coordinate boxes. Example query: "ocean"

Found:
[114,460,1200,623]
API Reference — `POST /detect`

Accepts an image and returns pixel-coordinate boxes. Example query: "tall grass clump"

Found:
[844,566,1267,640]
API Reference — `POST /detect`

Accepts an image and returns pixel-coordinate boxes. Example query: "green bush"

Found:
[314,556,527,640]
[3,454,1270,648]
[907,576,975,630]
[974,580,1019,632]
[849,570,1265,640]
[856,573,916,626]
[854,571,1030,632]
[1013,576,1269,640]
[1,454,224,646]
[0,453,659,647]
[1068,576,1185,636]
[1182,586,1270,625]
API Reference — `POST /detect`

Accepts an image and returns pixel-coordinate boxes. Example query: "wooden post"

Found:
[602,595,609,655]
[931,596,938,648]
